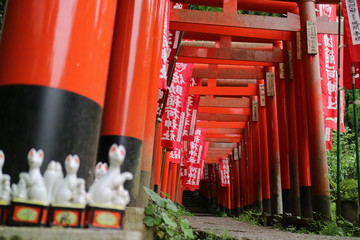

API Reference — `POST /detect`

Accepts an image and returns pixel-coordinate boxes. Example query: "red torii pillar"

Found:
[99,0,163,206]
[233,147,241,215]
[298,0,331,218]
[251,96,263,211]
[0,0,117,183]
[284,41,301,216]
[258,80,272,214]
[265,67,283,215]
[239,139,247,211]
[292,32,313,218]
[273,41,292,214]
[246,122,254,210]
[138,0,167,207]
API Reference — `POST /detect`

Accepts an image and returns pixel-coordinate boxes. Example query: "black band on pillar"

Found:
[0,85,102,185]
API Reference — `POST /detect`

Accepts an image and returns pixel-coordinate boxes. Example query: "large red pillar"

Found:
[99,0,163,206]
[257,80,271,214]
[273,41,291,214]
[233,147,241,215]
[138,0,167,207]
[265,67,283,215]
[0,0,117,183]
[251,96,262,211]
[246,123,254,209]
[284,41,301,216]
[293,33,313,218]
[298,0,331,218]
[240,139,248,210]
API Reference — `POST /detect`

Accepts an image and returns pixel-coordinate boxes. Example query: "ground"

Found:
[185,216,360,240]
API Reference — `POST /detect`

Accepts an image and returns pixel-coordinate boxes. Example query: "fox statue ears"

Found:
[96,162,108,171]
[0,150,4,161]
[109,144,126,157]
[28,148,44,159]
[65,154,80,164]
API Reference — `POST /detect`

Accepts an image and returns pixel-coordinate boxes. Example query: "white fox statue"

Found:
[88,144,133,207]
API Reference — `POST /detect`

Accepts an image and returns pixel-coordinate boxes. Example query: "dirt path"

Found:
[185,216,360,240]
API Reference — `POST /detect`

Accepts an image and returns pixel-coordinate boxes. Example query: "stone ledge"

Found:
[124,207,153,240]
[0,227,142,240]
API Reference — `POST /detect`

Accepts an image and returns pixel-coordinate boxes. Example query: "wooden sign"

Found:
[266,72,275,97]
[233,147,239,161]
[306,21,318,55]
[279,63,285,79]
[259,83,266,107]
[252,100,258,122]
[238,145,242,159]
[288,50,294,80]
[296,32,302,60]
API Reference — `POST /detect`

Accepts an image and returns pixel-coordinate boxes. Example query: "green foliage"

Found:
[327,127,359,203]
[234,210,360,237]
[235,210,261,226]
[344,89,360,129]
[238,10,282,17]
[189,5,222,12]
[194,230,234,240]
[188,4,281,17]
[319,222,345,236]
[340,179,358,202]
[143,187,195,240]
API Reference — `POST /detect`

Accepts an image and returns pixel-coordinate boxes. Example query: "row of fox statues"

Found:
[0,144,133,208]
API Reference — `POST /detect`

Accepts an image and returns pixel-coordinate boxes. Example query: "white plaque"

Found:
[252,100,258,122]
[306,21,318,55]
[266,72,275,97]
[296,32,302,60]
[234,148,239,161]
[259,83,266,107]
[279,63,285,79]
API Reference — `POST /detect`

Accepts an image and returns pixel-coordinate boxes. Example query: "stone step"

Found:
[0,227,142,240]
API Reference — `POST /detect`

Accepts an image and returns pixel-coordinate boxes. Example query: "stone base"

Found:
[48,205,86,228]
[86,205,125,230]
[0,226,142,240]
[8,200,48,227]
[123,207,153,240]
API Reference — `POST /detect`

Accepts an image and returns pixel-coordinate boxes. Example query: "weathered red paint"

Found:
[298,0,330,218]
[265,66,283,214]
[258,80,271,213]
[283,40,301,216]
[179,46,284,63]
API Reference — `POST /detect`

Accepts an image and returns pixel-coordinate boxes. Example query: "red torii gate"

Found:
[0,0,340,221]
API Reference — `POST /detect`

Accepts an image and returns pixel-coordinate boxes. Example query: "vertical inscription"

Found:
[296,32,302,60]
[252,100,258,122]
[266,72,275,97]
[259,83,266,107]
[306,21,318,54]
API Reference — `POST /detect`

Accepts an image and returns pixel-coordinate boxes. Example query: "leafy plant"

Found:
[235,210,261,226]
[318,222,345,236]
[327,127,359,204]
[340,179,358,202]
[143,187,195,240]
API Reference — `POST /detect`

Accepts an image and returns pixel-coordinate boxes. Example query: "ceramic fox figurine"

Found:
[53,154,86,205]
[88,144,133,207]
[43,160,63,203]
[12,149,48,203]
[0,150,11,202]
[94,162,108,181]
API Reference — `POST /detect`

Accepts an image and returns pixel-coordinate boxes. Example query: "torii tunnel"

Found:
[0,0,341,220]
